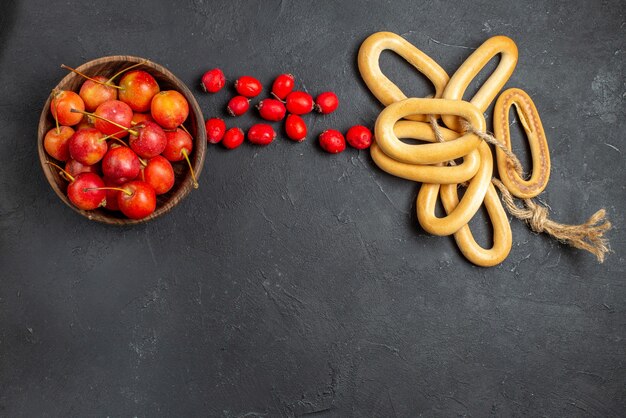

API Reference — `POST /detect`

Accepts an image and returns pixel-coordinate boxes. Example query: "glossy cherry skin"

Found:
[151,90,189,129]
[143,155,175,195]
[162,128,192,162]
[129,121,167,158]
[118,70,160,112]
[117,181,157,220]
[93,100,133,139]
[67,172,106,210]
[44,126,74,161]
[51,90,85,126]
[79,75,118,112]
[68,127,108,165]
[102,146,141,185]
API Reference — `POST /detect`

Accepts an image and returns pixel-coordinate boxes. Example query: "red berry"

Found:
[205,118,226,144]
[286,91,314,115]
[315,92,339,114]
[257,98,286,121]
[235,76,262,98]
[284,114,307,142]
[222,127,245,149]
[319,130,346,154]
[247,124,276,146]
[201,68,225,93]
[271,74,295,100]
[346,125,373,149]
[227,96,250,116]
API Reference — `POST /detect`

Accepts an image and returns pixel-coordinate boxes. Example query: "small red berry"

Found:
[201,68,225,93]
[315,92,339,114]
[257,98,286,121]
[346,125,373,149]
[285,91,314,115]
[205,118,226,144]
[227,96,250,116]
[319,129,346,154]
[247,124,276,146]
[235,76,263,98]
[285,114,307,142]
[271,74,295,100]
[222,127,245,149]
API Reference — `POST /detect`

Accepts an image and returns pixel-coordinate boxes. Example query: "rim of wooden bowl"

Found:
[37,55,206,225]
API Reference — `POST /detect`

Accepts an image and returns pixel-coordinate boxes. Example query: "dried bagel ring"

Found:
[493,88,550,199]
[358,31,449,122]
[370,120,480,184]
[442,35,518,131]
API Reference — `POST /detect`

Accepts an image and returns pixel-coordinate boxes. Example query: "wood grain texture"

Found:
[37,56,206,225]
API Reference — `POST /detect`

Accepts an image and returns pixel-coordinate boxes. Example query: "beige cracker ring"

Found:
[442,35,518,132]
[370,120,481,184]
[358,31,449,122]
[442,182,513,267]
[375,98,485,165]
[493,88,550,199]
[416,140,493,236]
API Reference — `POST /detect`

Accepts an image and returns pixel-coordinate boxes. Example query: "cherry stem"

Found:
[86,186,133,196]
[138,158,148,168]
[51,90,61,134]
[181,149,198,189]
[106,60,147,84]
[60,64,122,89]
[99,129,130,145]
[45,161,74,182]
[179,124,191,136]
[70,109,138,136]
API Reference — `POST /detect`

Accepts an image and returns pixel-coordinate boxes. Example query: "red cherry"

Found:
[319,130,346,154]
[68,127,108,165]
[284,114,307,142]
[67,172,107,210]
[143,155,175,195]
[257,98,286,121]
[205,118,226,144]
[103,177,121,211]
[227,96,250,116]
[247,124,276,146]
[102,146,141,185]
[79,75,118,112]
[65,159,99,177]
[51,90,85,126]
[222,127,244,149]
[151,90,189,129]
[201,68,226,93]
[128,120,167,158]
[285,91,314,115]
[93,100,134,139]
[315,92,339,114]
[116,181,157,220]
[346,125,373,149]
[271,74,295,100]
[118,70,160,112]
[235,76,263,98]
[44,126,74,161]
[163,128,198,189]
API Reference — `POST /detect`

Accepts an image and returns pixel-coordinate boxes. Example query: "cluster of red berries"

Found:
[43,63,198,220]
[200,69,373,152]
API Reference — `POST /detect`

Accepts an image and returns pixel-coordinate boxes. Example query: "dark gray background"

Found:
[1,0,625,416]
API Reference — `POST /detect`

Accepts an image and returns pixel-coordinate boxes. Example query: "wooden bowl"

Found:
[37,56,206,225]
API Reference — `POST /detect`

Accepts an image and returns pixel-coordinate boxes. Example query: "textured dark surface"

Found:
[1,0,625,416]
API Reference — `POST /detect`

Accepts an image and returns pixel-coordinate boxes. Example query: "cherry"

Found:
[163,128,198,188]
[271,74,294,100]
[71,100,135,139]
[346,125,373,149]
[205,118,226,144]
[65,159,99,177]
[247,124,276,146]
[227,95,250,116]
[47,161,106,211]
[118,70,160,112]
[128,120,167,158]
[131,112,154,125]
[201,68,226,93]
[257,98,286,121]
[222,127,244,149]
[115,181,157,219]
[143,155,175,195]
[319,129,346,154]
[51,90,84,126]
[102,145,141,184]
[284,114,307,142]
[68,127,108,165]
[235,76,262,98]
[315,92,339,114]
[151,90,189,129]
[285,91,314,115]
[44,126,74,161]
[61,64,120,112]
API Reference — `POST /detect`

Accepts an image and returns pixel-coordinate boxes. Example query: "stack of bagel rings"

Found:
[358,32,551,267]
